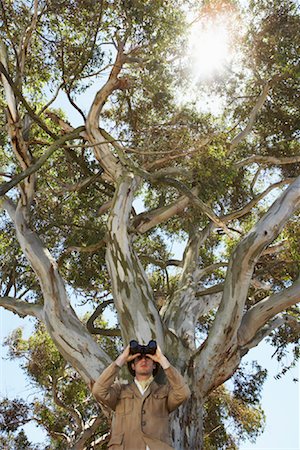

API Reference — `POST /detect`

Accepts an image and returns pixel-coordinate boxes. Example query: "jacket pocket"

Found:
[152,391,169,417]
[115,390,134,415]
[108,432,124,448]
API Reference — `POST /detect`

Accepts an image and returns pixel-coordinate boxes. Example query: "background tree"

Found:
[0,0,299,448]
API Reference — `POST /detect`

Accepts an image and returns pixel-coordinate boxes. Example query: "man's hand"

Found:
[146,345,171,370]
[115,344,140,367]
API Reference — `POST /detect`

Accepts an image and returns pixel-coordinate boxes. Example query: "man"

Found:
[92,342,190,449]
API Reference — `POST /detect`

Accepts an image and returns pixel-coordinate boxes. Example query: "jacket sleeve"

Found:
[92,362,122,410]
[164,365,191,412]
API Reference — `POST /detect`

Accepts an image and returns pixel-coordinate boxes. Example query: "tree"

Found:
[0,0,299,448]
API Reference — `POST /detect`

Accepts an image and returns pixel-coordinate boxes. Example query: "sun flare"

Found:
[189,16,232,79]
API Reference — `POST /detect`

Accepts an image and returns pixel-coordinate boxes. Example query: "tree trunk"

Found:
[106,174,165,345]
[171,392,204,450]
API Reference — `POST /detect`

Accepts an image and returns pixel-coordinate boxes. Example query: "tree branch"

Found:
[86,301,121,337]
[222,178,294,223]
[86,42,127,181]
[162,225,214,348]
[236,153,300,169]
[18,0,39,80]
[2,196,112,384]
[238,276,300,347]
[51,376,83,432]
[0,59,56,139]
[0,296,43,318]
[240,315,300,352]
[133,188,197,234]
[144,135,213,171]
[72,417,106,450]
[106,175,165,346]
[196,283,224,298]
[194,262,228,284]
[229,81,271,153]
[0,41,17,121]
[157,177,232,236]
[0,126,85,196]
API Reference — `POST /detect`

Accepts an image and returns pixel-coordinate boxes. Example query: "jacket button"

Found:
[142,410,146,414]
[142,421,146,426]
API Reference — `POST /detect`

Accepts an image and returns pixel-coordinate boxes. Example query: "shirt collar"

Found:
[134,375,154,395]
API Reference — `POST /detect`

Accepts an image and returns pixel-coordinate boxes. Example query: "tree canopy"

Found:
[0,0,299,448]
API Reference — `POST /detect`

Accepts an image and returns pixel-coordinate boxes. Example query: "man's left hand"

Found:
[146,345,170,370]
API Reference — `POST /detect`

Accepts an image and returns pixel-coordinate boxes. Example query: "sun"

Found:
[188,15,233,79]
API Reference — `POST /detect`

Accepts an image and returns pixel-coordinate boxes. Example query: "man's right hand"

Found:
[115,344,140,367]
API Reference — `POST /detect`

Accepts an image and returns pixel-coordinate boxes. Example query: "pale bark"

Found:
[0,10,298,448]
[133,189,196,233]
[0,296,42,318]
[0,41,17,121]
[238,276,300,347]
[171,394,204,450]
[229,81,271,152]
[105,174,165,346]
[0,58,55,139]
[133,177,293,237]
[86,45,126,182]
[236,153,300,168]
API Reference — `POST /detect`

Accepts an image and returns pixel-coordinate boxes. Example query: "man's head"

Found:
[128,354,159,379]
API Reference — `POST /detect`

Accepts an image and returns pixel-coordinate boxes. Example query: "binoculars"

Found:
[129,339,157,356]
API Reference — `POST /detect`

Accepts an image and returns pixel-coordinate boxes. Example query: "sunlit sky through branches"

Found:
[178,5,241,115]
[188,15,233,79]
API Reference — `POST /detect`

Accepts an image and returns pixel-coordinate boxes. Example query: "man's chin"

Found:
[138,370,152,376]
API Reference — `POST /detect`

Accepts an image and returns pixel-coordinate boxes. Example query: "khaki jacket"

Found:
[92,362,191,450]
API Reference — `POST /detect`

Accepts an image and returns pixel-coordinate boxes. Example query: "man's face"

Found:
[131,355,155,377]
